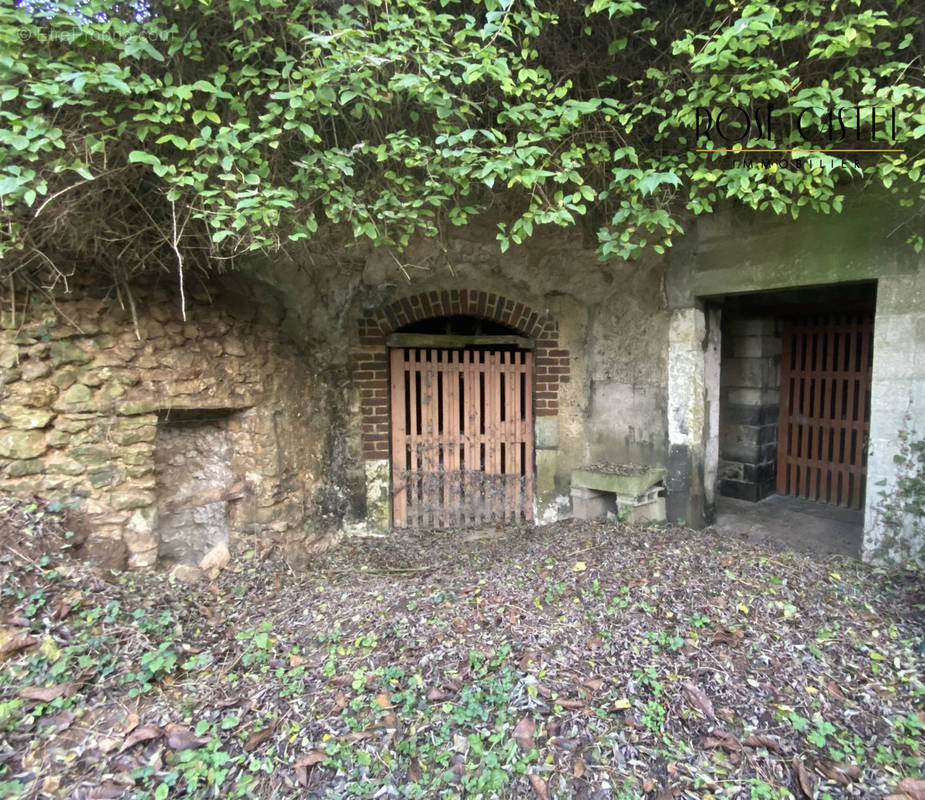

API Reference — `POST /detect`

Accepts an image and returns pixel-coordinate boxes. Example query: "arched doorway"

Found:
[387,316,534,528]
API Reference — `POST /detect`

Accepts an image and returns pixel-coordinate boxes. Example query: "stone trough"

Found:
[570,464,667,524]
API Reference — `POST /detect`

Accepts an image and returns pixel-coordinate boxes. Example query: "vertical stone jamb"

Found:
[863,271,925,565]
[666,307,709,527]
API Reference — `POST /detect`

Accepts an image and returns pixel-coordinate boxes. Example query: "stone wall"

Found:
[718,315,781,502]
[668,194,925,564]
[0,281,333,570]
[343,220,671,530]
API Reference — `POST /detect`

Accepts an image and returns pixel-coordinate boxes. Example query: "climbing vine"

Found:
[872,418,925,566]
[0,0,922,288]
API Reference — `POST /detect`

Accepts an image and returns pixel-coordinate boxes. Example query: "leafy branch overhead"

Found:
[0,0,923,284]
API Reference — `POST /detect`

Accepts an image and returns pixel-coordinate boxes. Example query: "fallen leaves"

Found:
[165,724,210,751]
[885,778,925,800]
[1,516,921,800]
[294,750,327,786]
[792,756,816,799]
[513,716,536,749]
[18,682,78,702]
[119,725,162,752]
[816,761,862,785]
[741,733,781,751]
[243,722,276,752]
[0,631,39,659]
[682,681,715,721]
[528,774,550,799]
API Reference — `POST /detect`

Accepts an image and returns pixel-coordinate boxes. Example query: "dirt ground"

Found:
[0,498,923,800]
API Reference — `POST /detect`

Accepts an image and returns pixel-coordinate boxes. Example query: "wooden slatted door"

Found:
[389,347,534,528]
[777,311,874,509]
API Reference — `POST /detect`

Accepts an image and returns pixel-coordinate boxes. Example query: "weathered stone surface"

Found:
[571,467,667,496]
[1,282,322,574]
[0,367,21,384]
[7,459,45,477]
[223,337,247,357]
[73,444,112,465]
[53,416,94,433]
[122,445,155,466]
[112,425,156,446]
[202,339,224,358]
[49,341,92,366]
[118,399,163,416]
[149,305,172,323]
[60,383,93,405]
[51,369,79,389]
[199,541,230,574]
[20,360,51,381]
[88,466,119,488]
[0,431,47,460]
[49,317,99,338]
[99,382,127,402]
[110,491,154,511]
[46,457,85,476]
[8,382,58,408]
[80,369,109,388]
[1,407,55,430]
[140,319,166,338]
[0,345,17,368]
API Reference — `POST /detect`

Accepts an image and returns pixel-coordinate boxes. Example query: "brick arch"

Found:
[354,290,570,459]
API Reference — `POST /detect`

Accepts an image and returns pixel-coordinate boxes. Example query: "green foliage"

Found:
[873,417,925,565]
[0,0,922,284]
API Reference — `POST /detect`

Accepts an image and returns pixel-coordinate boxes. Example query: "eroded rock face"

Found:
[0,281,337,571]
[155,420,232,567]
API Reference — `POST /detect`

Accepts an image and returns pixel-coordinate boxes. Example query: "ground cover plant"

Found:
[0,496,922,799]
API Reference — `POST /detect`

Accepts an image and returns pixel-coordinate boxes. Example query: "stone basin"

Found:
[570,466,667,498]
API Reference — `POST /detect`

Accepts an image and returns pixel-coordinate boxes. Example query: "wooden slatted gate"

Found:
[776,310,873,509]
[389,347,534,528]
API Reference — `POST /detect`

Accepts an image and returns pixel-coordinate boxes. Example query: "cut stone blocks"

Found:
[570,486,617,520]
[570,467,667,523]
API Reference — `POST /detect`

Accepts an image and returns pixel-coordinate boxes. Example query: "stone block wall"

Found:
[718,316,782,501]
[0,282,326,570]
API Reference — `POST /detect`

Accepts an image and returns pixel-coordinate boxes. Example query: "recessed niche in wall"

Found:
[154,408,239,567]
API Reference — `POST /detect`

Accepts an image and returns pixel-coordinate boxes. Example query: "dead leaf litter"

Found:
[0,497,922,799]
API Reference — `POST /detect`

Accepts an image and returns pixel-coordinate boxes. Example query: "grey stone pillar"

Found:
[666,307,720,527]
[863,270,925,565]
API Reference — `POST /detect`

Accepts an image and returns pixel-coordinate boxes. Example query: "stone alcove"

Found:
[154,408,242,567]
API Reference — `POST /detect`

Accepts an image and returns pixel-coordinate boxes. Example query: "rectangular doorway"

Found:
[777,311,874,509]
[389,347,534,529]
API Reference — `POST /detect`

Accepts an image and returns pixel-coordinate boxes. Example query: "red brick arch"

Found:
[354,290,569,459]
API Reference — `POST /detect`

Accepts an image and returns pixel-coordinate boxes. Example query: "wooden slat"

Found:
[523,352,534,519]
[389,345,535,529]
[777,312,872,509]
[504,352,521,522]
[444,350,459,528]
[465,350,479,526]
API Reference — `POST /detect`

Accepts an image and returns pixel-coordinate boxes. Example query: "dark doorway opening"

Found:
[716,282,876,508]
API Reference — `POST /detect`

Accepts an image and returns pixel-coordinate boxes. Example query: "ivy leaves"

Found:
[0,0,923,280]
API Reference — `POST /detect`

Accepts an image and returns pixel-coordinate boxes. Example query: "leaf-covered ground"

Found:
[1,498,923,800]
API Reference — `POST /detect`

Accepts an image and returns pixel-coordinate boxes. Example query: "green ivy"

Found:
[0,0,922,284]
